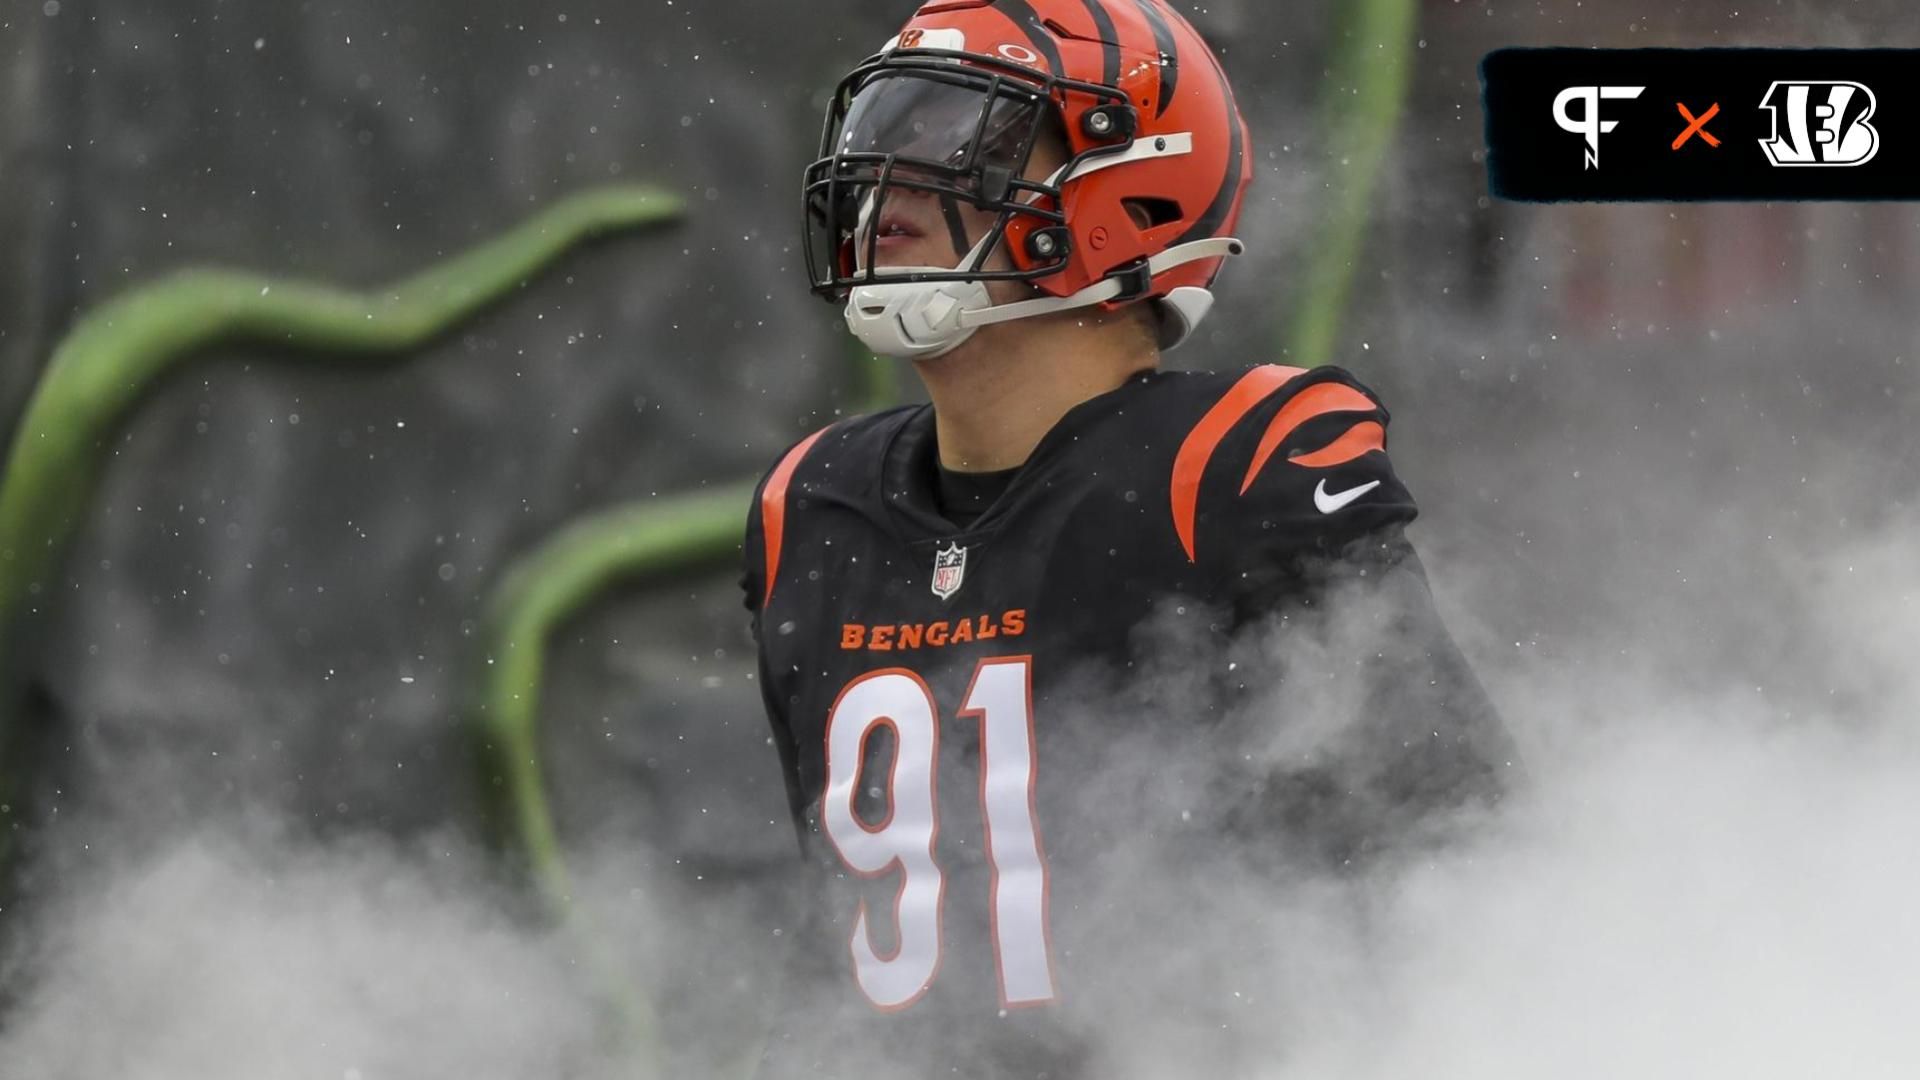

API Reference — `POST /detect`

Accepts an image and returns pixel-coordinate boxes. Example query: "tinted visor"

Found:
[836,73,1044,178]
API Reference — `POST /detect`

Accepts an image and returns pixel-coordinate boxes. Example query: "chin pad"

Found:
[1153,287,1216,351]
[844,277,992,360]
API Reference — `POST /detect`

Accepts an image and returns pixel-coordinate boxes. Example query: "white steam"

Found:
[0,831,618,1080]
[7,382,1920,1077]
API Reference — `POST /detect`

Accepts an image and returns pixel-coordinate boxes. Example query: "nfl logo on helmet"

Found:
[931,543,968,600]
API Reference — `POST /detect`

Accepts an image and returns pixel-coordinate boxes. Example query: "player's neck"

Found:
[913,312,1158,473]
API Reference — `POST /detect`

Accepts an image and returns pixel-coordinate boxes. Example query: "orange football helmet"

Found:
[803,0,1252,359]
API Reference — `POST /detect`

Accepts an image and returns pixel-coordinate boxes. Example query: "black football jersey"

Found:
[740,364,1512,1077]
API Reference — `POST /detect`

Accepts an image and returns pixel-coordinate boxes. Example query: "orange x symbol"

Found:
[1673,102,1721,149]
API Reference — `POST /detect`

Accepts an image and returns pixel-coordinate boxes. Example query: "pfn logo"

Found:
[1553,86,1647,169]
[1553,85,1646,170]
[1758,81,1879,167]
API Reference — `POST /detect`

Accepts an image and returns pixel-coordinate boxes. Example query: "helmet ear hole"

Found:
[1122,197,1182,230]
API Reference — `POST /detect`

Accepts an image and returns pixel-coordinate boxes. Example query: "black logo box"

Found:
[1482,48,1920,201]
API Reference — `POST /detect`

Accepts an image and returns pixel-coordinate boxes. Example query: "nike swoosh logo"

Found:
[1314,478,1381,514]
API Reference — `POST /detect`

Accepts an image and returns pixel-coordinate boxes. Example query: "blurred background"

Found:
[0,1,1917,1077]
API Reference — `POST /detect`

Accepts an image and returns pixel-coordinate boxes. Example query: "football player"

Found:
[741,1,1515,1074]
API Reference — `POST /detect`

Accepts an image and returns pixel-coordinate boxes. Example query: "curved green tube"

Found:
[472,482,755,1073]
[481,320,898,891]
[0,185,685,862]
[475,482,756,907]
[0,186,684,648]
[1285,0,1419,367]
[476,322,896,1075]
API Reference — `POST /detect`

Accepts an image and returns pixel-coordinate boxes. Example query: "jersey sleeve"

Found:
[1226,532,1520,865]
[1195,365,1418,588]
[1181,367,1518,860]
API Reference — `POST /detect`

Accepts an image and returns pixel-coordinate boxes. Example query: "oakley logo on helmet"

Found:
[996,43,1040,66]
[1758,81,1879,167]
[1552,85,1645,170]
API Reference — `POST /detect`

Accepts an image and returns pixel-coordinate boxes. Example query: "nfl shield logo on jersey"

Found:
[931,543,968,600]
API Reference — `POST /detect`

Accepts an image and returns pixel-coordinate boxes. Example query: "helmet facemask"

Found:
[804,52,1112,299]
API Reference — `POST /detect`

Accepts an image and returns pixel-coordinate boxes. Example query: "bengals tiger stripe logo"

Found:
[1170,366,1387,562]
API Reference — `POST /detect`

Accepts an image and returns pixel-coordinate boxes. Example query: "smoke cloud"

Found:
[4,4,1919,1078]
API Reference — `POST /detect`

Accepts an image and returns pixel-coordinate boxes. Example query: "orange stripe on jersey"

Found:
[1239,382,1379,494]
[1170,365,1306,562]
[760,428,829,607]
[1289,420,1385,469]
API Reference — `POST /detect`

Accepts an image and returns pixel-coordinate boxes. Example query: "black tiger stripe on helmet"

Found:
[1128,0,1179,117]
